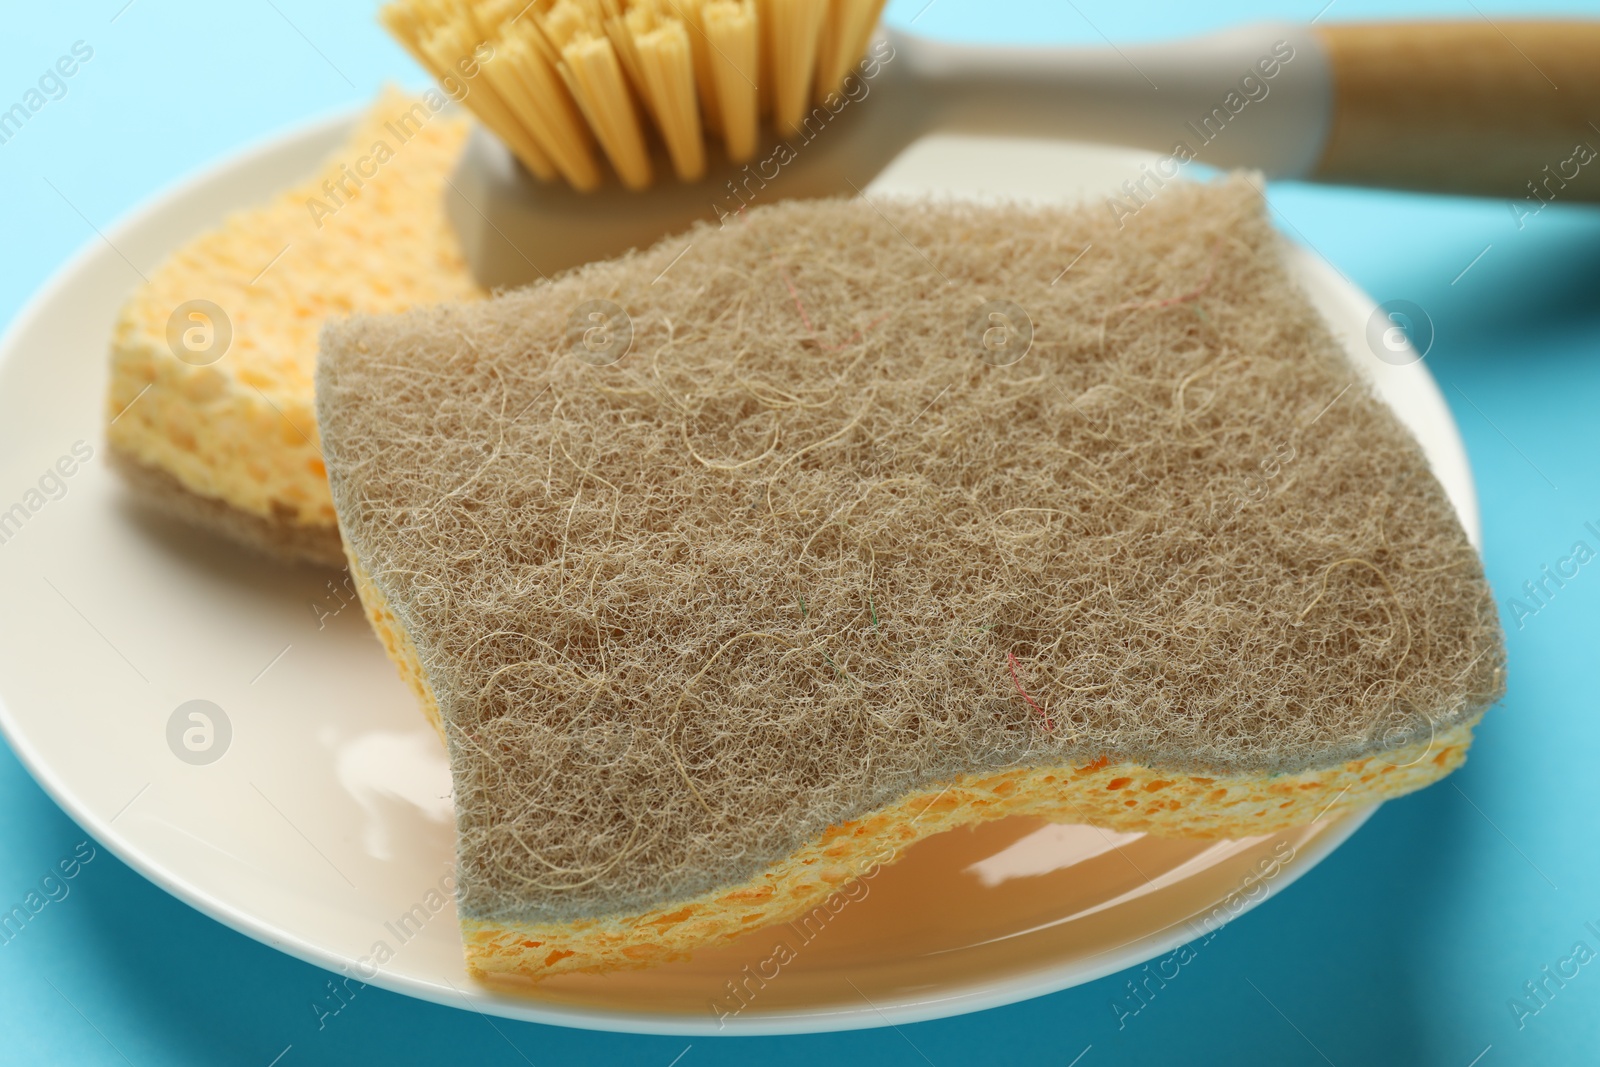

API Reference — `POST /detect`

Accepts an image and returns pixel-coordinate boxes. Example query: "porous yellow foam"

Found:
[106,89,480,545]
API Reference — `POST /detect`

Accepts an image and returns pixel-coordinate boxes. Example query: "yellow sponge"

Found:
[106,89,481,564]
[319,179,1504,982]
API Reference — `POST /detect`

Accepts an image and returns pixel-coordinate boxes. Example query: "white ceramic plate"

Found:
[0,111,1476,1035]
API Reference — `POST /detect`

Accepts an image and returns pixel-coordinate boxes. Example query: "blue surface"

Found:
[3,1,1599,1064]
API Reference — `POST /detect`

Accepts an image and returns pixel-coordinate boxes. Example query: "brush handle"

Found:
[894,23,1331,179]
[1309,22,1600,200]
[449,20,1600,287]
[900,20,1600,201]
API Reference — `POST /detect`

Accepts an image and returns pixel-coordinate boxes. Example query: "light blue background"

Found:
[3,1,1599,1064]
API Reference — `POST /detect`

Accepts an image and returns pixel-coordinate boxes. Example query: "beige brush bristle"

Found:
[700,0,760,160]
[478,21,603,189]
[814,0,888,104]
[759,0,826,133]
[622,2,706,180]
[380,0,883,191]
[546,1,655,189]
[381,1,558,181]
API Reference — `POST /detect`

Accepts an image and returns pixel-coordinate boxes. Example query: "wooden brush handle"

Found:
[1310,21,1600,200]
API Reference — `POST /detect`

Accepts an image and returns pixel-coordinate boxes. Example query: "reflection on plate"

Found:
[0,112,1476,1034]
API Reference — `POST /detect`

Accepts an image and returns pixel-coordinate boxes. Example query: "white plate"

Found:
[0,111,1476,1035]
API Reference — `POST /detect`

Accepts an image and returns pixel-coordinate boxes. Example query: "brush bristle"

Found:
[381,0,888,191]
